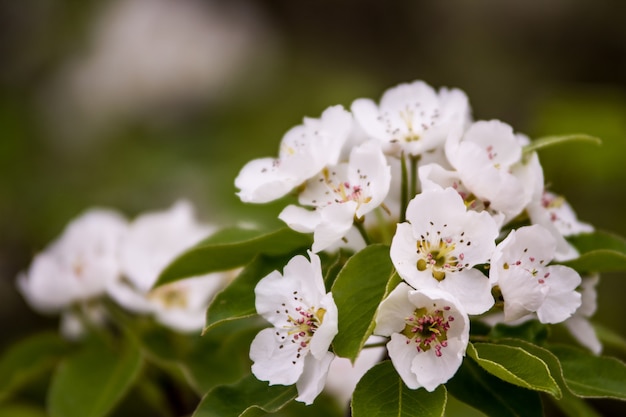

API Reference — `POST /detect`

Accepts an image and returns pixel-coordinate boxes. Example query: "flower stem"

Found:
[400,152,408,223]
[354,218,372,246]
[410,155,420,199]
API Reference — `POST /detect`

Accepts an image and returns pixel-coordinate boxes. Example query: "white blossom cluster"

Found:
[236,80,599,404]
[17,201,231,336]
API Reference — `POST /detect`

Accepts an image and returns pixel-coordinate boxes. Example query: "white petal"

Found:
[279,205,320,233]
[295,351,334,405]
[351,98,390,142]
[564,316,602,355]
[390,223,435,290]
[348,141,391,218]
[235,157,299,203]
[309,292,338,360]
[311,202,357,253]
[387,334,420,389]
[250,328,303,386]
[438,269,494,315]
[537,265,582,324]
[411,338,466,392]
[374,283,417,336]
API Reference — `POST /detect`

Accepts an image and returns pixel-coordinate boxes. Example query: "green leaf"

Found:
[446,358,543,417]
[330,244,396,362]
[488,320,549,344]
[523,133,601,154]
[550,345,626,399]
[0,332,68,402]
[563,230,626,273]
[204,254,294,332]
[549,389,603,417]
[182,321,261,394]
[593,322,626,353]
[351,361,447,417]
[155,227,312,287]
[47,339,143,417]
[468,343,561,398]
[191,374,297,417]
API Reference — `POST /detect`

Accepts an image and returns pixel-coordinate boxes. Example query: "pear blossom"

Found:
[418,163,506,227]
[17,209,127,314]
[107,200,229,332]
[351,80,470,157]
[564,274,602,354]
[250,252,338,405]
[279,140,391,252]
[490,224,582,324]
[374,283,470,391]
[527,190,594,261]
[235,105,353,203]
[390,187,499,314]
[445,120,532,219]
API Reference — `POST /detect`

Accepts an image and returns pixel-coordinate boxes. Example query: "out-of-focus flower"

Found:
[374,284,469,391]
[43,0,273,141]
[249,252,338,405]
[490,224,582,323]
[17,209,127,313]
[390,188,498,314]
[352,81,470,158]
[107,200,228,332]
[279,140,391,252]
[236,105,353,203]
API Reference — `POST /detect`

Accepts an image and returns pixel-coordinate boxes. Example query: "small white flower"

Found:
[527,191,594,261]
[352,80,470,157]
[390,188,499,314]
[374,283,470,391]
[445,120,531,219]
[490,224,582,324]
[17,209,127,314]
[235,105,353,203]
[249,251,338,405]
[108,200,228,332]
[564,274,602,354]
[279,141,391,252]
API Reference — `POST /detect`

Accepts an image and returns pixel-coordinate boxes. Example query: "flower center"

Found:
[321,168,372,207]
[284,306,326,349]
[416,238,460,281]
[402,306,453,356]
[148,284,188,309]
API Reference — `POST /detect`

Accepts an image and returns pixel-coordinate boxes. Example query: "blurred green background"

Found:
[1,0,625,412]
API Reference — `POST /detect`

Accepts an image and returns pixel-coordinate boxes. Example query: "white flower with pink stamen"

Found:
[445,120,531,219]
[249,251,338,405]
[235,105,353,203]
[527,190,594,261]
[390,187,499,314]
[490,224,582,324]
[351,80,470,157]
[374,284,470,391]
[279,140,391,253]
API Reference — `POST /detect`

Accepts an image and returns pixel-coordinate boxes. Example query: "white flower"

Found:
[235,105,353,203]
[352,80,470,157]
[108,200,228,332]
[278,141,391,252]
[17,209,127,314]
[527,191,594,261]
[390,188,498,314]
[445,120,531,219]
[490,224,582,324]
[374,283,470,391]
[249,252,338,405]
[564,274,602,354]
